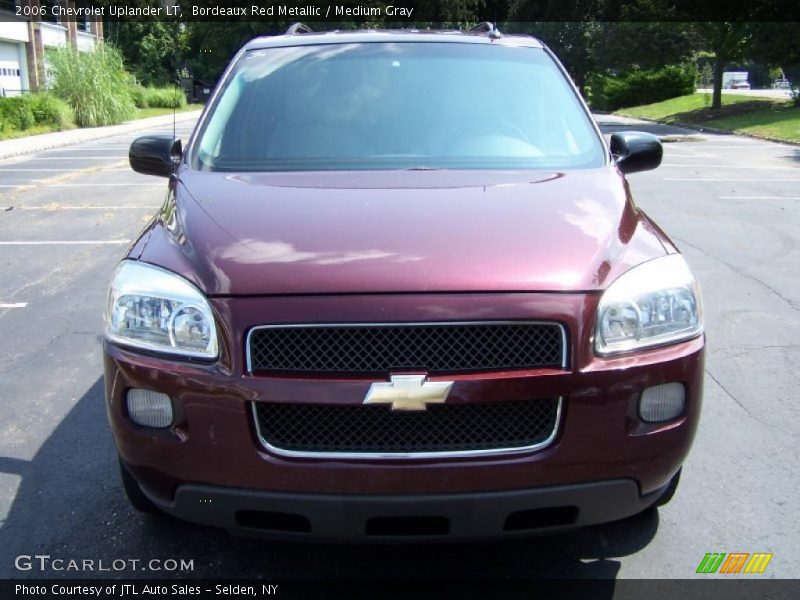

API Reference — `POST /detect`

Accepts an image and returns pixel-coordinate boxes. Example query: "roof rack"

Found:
[469,22,502,39]
[286,23,313,35]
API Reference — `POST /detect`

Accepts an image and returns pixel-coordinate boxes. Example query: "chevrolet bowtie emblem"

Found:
[364,375,454,411]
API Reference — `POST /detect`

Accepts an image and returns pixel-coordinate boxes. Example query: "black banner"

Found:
[2,0,800,23]
[3,579,800,600]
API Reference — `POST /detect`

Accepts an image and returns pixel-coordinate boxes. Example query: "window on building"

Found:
[0,1,21,14]
[41,0,60,24]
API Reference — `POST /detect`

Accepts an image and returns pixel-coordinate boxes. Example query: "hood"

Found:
[136,168,668,296]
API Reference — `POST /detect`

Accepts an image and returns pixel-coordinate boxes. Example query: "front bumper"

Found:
[143,478,666,541]
[105,292,704,536]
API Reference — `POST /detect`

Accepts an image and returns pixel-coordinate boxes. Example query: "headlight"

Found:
[105,261,218,359]
[595,254,702,355]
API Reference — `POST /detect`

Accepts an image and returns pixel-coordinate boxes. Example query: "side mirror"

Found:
[129,134,182,178]
[609,131,662,174]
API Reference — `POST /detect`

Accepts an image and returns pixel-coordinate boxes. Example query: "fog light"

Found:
[639,382,685,422]
[126,389,173,428]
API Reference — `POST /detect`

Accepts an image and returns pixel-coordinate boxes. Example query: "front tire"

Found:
[655,468,681,507]
[119,458,161,514]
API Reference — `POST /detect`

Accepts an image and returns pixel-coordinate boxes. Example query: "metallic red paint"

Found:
[135,168,669,296]
[106,291,703,502]
[105,30,704,537]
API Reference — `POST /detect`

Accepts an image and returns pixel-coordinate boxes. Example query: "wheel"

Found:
[119,458,161,515]
[655,468,682,507]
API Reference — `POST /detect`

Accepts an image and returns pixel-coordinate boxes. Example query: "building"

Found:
[0,0,103,96]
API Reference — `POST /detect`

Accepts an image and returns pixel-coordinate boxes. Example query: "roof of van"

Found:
[244,29,545,51]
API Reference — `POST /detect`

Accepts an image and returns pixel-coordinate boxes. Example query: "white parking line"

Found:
[0,302,27,308]
[699,142,781,147]
[699,138,766,143]
[0,183,163,188]
[662,164,800,170]
[48,146,131,150]
[0,240,130,245]
[720,196,800,200]
[664,178,800,182]
[16,205,160,210]
[29,157,128,160]
[663,154,718,159]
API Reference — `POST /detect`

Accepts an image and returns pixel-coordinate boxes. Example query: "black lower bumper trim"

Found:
[149,478,664,541]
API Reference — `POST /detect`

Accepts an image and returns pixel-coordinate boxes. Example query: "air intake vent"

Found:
[248,322,566,376]
[253,397,561,456]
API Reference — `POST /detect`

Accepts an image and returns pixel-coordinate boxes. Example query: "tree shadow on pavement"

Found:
[595,118,703,139]
[0,377,660,588]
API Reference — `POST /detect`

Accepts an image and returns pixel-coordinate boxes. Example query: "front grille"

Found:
[247,322,565,375]
[253,398,560,455]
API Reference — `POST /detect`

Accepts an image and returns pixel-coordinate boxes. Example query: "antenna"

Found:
[172,42,180,175]
[173,80,177,145]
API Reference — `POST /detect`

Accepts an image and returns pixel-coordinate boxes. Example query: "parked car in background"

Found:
[106,23,704,541]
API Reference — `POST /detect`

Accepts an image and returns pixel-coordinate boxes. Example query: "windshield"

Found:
[193,42,605,172]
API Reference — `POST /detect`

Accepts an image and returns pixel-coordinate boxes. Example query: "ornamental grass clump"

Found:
[48,45,136,127]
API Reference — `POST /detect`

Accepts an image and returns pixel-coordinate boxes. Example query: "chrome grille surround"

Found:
[252,397,563,459]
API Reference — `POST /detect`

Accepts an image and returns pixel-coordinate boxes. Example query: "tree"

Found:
[592,22,698,73]
[107,20,187,86]
[410,0,485,26]
[506,1,604,91]
[102,0,187,86]
[693,22,751,109]
[747,22,800,86]
[183,21,272,83]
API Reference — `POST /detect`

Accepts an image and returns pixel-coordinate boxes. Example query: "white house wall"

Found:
[76,31,96,52]
[0,19,29,44]
[40,22,68,48]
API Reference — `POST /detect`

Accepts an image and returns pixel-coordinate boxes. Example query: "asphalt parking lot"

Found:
[0,116,798,581]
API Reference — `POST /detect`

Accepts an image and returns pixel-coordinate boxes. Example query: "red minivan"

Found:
[104,23,704,540]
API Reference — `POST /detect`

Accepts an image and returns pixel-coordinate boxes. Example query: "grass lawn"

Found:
[134,103,204,119]
[0,104,204,141]
[616,93,800,143]
[0,125,67,141]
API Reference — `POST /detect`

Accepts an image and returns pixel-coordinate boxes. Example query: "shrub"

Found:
[47,45,136,127]
[0,93,74,134]
[130,84,148,109]
[0,97,35,131]
[130,85,186,110]
[27,93,74,130]
[589,64,698,112]
[141,86,187,109]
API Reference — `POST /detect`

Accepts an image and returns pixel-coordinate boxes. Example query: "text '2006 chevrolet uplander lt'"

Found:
[104,23,704,540]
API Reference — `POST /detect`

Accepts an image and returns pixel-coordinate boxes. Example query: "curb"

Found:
[615,112,800,147]
[0,110,203,161]
[594,113,703,142]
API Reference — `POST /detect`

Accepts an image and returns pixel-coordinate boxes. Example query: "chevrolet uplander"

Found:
[104,23,704,540]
